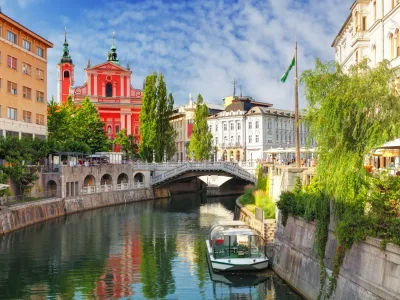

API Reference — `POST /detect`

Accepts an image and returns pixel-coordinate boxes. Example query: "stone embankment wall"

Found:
[235,198,276,257]
[0,187,169,235]
[274,215,400,300]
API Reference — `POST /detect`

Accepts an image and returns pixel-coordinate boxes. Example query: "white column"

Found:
[120,75,124,97]
[126,76,130,97]
[121,113,126,130]
[94,75,98,96]
[127,113,132,135]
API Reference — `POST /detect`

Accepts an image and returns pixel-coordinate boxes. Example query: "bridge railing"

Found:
[150,162,256,185]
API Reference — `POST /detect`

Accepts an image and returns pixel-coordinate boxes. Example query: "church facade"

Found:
[57,33,143,141]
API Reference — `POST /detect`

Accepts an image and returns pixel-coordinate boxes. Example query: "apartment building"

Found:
[0,11,53,138]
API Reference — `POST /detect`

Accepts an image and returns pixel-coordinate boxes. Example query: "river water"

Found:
[0,193,303,300]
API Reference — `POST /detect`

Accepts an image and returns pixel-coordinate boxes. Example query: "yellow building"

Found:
[0,11,53,138]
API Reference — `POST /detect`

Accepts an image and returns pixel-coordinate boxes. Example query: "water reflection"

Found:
[0,193,302,299]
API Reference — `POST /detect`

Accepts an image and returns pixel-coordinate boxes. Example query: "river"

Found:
[0,193,303,299]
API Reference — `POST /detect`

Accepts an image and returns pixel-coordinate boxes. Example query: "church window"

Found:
[106,83,112,97]
[107,126,112,134]
[64,70,70,79]
[115,125,120,133]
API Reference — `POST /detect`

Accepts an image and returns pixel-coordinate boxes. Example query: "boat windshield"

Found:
[212,233,265,259]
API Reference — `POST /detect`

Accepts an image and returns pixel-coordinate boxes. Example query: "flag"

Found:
[281,56,296,83]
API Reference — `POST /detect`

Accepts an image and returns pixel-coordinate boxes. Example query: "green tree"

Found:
[301,59,400,206]
[139,72,158,162]
[114,129,139,160]
[72,97,109,153]
[154,75,176,162]
[188,94,212,160]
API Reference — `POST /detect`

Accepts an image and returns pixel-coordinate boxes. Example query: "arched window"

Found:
[64,70,70,78]
[354,11,359,32]
[106,82,112,97]
[396,29,400,57]
[107,125,112,134]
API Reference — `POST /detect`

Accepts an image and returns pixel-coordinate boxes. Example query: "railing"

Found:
[80,182,144,195]
[150,162,256,186]
[116,183,129,190]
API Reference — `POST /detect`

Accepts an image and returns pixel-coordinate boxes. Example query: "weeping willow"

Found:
[301,59,400,211]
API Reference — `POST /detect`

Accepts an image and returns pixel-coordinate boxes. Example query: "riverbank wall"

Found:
[235,198,276,258]
[273,214,400,300]
[0,187,169,235]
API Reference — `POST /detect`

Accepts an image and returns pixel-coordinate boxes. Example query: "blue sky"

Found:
[0,0,353,109]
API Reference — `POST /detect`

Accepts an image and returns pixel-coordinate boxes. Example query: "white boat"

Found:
[206,221,269,272]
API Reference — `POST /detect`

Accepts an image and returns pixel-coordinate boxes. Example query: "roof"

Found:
[331,13,352,47]
[222,228,258,236]
[206,103,224,111]
[0,12,53,47]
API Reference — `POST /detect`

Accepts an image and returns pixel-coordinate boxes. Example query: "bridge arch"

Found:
[101,174,112,185]
[117,173,129,184]
[84,175,96,187]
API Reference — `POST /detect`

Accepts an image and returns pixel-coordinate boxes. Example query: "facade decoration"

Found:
[57,32,142,141]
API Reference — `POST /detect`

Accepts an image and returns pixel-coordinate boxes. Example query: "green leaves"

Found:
[188,94,213,160]
[114,129,139,160]
[139,72,176,162]
[47,96,109,154]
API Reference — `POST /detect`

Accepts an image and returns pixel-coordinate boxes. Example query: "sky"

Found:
[0,0,353,109]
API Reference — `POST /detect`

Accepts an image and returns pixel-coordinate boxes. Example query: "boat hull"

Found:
[206,240,269,272]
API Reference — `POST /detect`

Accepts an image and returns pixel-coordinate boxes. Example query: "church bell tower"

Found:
[57,27,74,103]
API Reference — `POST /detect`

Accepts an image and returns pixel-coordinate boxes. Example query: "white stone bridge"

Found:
[143,162,257,187]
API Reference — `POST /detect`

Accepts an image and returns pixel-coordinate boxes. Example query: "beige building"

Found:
[0,11,53,138]
[170,94,224,161]
[332,0,400,70]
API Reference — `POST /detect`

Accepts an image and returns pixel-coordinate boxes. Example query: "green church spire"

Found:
[107,31,120,65]
[60,27,73,64]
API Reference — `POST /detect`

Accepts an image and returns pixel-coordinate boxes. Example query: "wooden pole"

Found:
[295,41,301,168]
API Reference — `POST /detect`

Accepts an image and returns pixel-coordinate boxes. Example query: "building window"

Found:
[115,125,120,133]
[373,2,376,23]
[23,110,32,123]
[7,107,17,120]
[106,82,112,97]
[230,136,234,143]
[238,135,241,143]
[248,122,252,129]
[36,91,44,103]
[223,122,227,131]
[215,124,218,132]
[249,135,252,143]
[64,70,70,78]
[362,17,367,31]
[215,137,218,145]
[237,122,241,130]
[22,62,32,75]
[268,139,272,144]
[256,135,259,143]
[255,121,259,129]
[23,86,32,99]
[36,114,45,125]
[7,81,17,95]
[230,122,234,130]
[7,31,17,44]
[36,46,44,58]
[7,55,17,70]
[209,125,212,131]
[22,39,31,51]
[36,68,44,80]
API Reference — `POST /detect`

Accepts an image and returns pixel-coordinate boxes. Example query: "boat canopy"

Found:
[221,228,257,236]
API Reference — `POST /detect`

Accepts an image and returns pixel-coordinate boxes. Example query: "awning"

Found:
[378,139,400,149]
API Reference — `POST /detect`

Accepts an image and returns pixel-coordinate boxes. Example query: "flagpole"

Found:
[294,40,301,168]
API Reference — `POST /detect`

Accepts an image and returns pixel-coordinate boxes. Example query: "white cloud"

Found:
[43,0,353,110]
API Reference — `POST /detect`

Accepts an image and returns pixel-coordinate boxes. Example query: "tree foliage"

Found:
[301,59,400,206]
[188,94,212,160]
[139,72,176,162]
[139,72,158,162]
[114,129,139,160]
[47,96,109,153]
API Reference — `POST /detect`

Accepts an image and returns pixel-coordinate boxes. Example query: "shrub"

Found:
[253,190,275,219]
